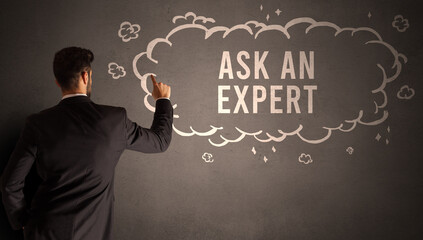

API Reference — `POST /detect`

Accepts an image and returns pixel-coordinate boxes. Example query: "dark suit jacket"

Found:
[0,96,173,239]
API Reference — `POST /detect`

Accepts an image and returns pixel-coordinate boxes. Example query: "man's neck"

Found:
[62,91,86,97]
[61,92,88,100]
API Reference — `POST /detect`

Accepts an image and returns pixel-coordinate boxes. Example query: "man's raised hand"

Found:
[151,74,171,100]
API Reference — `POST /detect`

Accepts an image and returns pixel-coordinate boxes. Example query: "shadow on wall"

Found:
[0,119,42,240]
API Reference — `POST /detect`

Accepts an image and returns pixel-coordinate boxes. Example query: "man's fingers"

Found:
[151,75,157,85]
[150,75,170,99]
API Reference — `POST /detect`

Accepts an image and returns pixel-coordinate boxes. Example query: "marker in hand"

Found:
[151,74,171,100]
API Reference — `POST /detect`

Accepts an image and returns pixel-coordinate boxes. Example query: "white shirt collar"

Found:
[61,93,88,100]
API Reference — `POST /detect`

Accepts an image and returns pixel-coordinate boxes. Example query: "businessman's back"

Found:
[0,47,173,240]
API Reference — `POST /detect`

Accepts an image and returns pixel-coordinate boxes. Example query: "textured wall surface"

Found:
[1,0,422,239]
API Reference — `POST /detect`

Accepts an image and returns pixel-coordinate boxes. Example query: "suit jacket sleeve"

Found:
[124,99,173,153]
[0,116,37,230]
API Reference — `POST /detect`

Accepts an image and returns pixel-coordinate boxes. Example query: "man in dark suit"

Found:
[0,47,173,239]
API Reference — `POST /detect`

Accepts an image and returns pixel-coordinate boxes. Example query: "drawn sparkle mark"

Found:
[272,146,276,152]
[260,5,263,11]
[266,14,270,21]
[275,9,282,16]
[375,133,381,141]
[263,156,268,163]
[252,147,256,155]
[387,126,390,133]
[368,12,372,18]
[385,139,389,145]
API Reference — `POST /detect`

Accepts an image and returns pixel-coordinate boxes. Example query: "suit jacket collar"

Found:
[58,95,92,105]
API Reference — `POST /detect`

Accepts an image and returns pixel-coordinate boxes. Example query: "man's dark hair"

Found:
[53,47,94,91]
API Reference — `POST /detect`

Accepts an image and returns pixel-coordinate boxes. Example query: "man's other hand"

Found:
[151,75,171,100]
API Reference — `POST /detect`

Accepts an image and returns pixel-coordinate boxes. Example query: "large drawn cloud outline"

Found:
[132,12,407,147]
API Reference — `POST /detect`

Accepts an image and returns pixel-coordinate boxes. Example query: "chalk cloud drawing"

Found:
[108,62,126,79]
[133,12,406,147]
[392,15,409,32]
[346,147,354,155]
[397,85,415,99]
[202,152,214,163]
[298,153,313,164]
[118,21,141,42]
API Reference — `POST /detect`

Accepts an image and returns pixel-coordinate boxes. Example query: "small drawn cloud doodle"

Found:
[118,21,141,42]
[346,147,354,155]
[298,153,313,164]
[202,152,214,163]
[392,15,409,32]
[108,62,126,79]
[397,85,415,99]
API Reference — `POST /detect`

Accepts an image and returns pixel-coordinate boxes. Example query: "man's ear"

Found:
[81,71,88,85]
